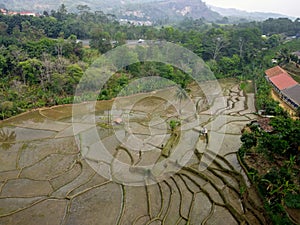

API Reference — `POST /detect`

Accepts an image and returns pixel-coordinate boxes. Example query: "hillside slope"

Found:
[0,0,221,22]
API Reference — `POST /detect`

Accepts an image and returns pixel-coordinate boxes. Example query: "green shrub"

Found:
[285,193,300,208]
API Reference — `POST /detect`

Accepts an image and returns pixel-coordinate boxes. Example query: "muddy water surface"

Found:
[0,79,266,225]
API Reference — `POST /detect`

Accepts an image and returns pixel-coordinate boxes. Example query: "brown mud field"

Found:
[0,79,268,225]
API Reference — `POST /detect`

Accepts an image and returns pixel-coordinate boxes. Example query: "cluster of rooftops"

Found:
[265,66,300,109]
[0,8,38,16]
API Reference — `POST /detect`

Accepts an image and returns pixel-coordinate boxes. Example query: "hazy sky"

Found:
[203,0,299,18]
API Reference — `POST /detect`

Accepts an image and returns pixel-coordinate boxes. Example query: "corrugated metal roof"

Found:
[282,84,300,106]
[265,66,287,78]
[269,73,298,90]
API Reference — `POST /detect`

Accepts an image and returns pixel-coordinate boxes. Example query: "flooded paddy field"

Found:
[0,79,267,225]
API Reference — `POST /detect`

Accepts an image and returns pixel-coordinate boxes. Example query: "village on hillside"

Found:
[265,65,300,113]
[0,8,40,17]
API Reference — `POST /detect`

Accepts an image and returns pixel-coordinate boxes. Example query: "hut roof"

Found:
[269,73,298,90]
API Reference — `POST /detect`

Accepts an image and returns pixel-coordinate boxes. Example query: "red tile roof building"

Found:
[265,66,300,109]
[265,66,287,78]
[269,73,298,90]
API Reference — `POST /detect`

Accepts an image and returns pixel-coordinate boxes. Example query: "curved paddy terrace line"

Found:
[0,79,268,225]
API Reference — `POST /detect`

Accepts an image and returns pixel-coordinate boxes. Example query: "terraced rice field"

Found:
[0,79,267,225]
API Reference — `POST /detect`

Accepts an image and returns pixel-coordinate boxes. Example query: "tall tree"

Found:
[90,27,112,54]
[175,88,188,115]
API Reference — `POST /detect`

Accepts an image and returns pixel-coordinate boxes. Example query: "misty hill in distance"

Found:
[118,0,221,23]
[0,0,120,11]
[209,5,293,21]
[0,0,222,23]
[0,0,291,23]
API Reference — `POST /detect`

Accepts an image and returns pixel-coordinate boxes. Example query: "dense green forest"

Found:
[239,116,300,224]
[1,4,300,119]
[0,4,300,225]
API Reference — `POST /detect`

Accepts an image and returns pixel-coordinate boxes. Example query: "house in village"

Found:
[0,8,38,16]
[0,8,7,15]
[265,66,300,110]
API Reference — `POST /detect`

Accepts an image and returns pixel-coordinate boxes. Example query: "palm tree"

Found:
[276,48,291,66]
[175,88,188,115]
[0,129,16,142]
